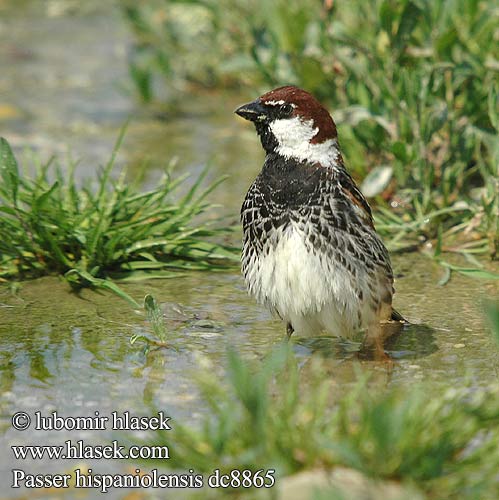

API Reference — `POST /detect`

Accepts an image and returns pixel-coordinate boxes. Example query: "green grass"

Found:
[0,133,238,304]
[135,345,499,498]
[486,301,499,345]
[122,0,499,263]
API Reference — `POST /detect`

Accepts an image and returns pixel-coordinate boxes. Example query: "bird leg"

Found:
[286,322,294,338]
[360,320,392,362]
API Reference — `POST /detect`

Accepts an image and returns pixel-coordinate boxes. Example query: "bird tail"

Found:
[391,308,407,323]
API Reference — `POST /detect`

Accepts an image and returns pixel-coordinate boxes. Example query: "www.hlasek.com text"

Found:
[12,439,170,460]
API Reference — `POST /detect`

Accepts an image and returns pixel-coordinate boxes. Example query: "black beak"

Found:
[234,99,267,122]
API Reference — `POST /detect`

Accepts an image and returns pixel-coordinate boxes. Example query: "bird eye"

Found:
[280,103,293,115]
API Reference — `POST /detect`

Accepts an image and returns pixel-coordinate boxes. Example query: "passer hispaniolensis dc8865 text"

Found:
[235,86,402,354]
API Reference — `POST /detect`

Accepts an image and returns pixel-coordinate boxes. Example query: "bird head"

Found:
[235,86,341,168]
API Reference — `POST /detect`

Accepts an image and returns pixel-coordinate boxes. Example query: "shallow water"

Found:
[1,1,499,499]
[1,254,498,498]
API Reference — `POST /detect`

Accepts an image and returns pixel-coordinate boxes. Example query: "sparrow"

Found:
[235,85,402,353]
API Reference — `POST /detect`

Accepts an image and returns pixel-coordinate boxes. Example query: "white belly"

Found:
[245,227,372,337]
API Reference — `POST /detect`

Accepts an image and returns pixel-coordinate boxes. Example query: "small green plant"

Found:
[130,294,172,352]
[0,133,238,303]
[136,346,499,498]
[486,301,499,346]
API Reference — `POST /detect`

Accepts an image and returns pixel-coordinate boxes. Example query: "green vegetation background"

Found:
[124,0,499,262]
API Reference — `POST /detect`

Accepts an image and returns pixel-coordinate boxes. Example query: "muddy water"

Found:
[1,1,499,499]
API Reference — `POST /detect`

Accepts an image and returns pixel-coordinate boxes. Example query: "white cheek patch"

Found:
[269,116,340,167]
[270,116,317,145]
